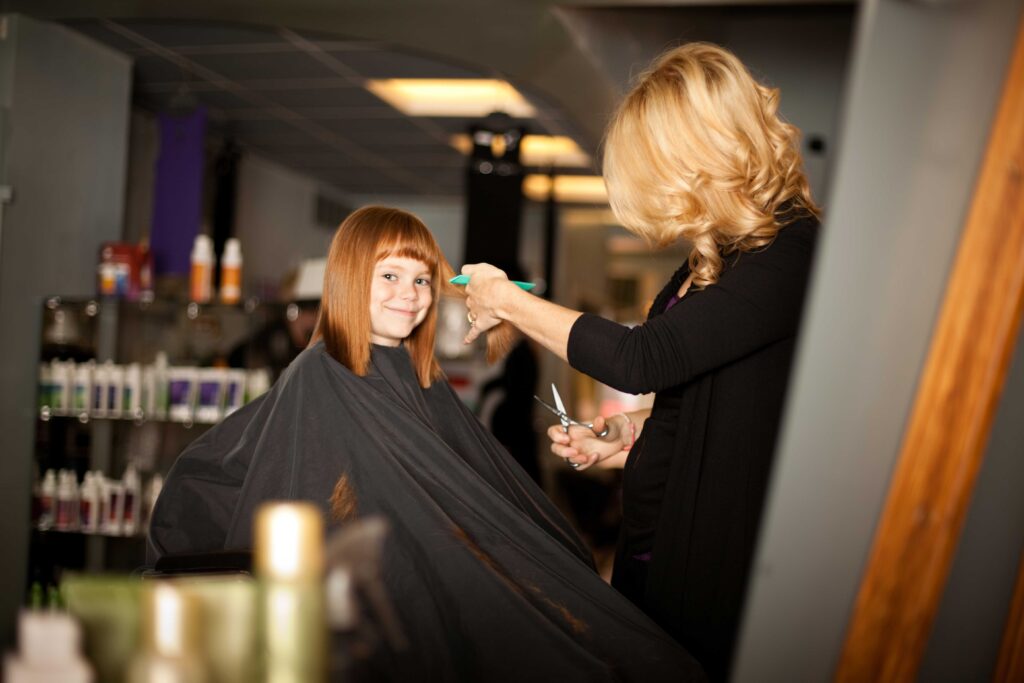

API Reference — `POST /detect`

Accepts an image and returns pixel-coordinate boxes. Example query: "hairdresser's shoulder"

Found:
[759,213,819,265]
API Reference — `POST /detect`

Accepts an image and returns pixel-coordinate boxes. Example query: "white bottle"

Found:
[73,361,94,419]
[91,362,109,418]
[104,480,124,536]
[3,610,93,683]
[49,361,71,416]
[123,363,142,420]
[79,473,100,534]
[55,470,78,532]
[38,363,53,414]
[106,362,124,419]
[220,238,243,305]
[190,234,214,304]
[121,464,142,536]
[37,470,56,531]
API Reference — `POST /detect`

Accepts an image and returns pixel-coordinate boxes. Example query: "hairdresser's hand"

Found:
[462,263,516,343]
[548,416,626,471]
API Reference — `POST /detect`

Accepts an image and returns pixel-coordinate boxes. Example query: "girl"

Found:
[149,207,704,682]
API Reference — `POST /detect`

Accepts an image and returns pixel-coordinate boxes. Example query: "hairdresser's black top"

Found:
[568,215,819,681]
[149,341,704,682]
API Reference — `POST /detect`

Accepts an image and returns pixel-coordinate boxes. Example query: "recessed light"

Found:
[366,79,536,118]
[523,175,607,204]
[450,134,590,168]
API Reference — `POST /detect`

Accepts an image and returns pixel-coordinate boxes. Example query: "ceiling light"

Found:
[523,175,607,204]
[450,134,590,168]
[366,79,536,118]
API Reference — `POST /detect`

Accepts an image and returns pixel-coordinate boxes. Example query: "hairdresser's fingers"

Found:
[551,443,579,460]
[547,425,570,445]
[461,263,508,285]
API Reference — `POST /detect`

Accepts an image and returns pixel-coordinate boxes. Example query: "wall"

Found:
[733,0,1024,679]
[0,14,131,646]
[555,5,855,206]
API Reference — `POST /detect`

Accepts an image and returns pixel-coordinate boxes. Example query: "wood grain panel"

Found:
[835,15,1024,683]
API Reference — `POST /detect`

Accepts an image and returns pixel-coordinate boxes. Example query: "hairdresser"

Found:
[462,42,820,681]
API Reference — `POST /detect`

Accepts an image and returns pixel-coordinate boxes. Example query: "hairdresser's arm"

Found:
[462,263,581,362]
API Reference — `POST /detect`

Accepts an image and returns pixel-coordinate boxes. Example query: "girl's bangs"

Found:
[375,227,440,271]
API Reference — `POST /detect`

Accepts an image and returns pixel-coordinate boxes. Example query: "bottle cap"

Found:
[18,610,82,663]
[190,234,213,263]
[137,582,202,659]
[254,502,324,581]
[222,238,242,264]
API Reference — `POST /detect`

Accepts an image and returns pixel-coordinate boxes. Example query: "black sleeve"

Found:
[567,224,817,394]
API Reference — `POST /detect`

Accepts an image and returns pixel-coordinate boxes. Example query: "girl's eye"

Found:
[415,278,431,286]
[382,273,396,281]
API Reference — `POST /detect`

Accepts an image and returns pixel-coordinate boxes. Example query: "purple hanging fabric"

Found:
[150,107,207,276]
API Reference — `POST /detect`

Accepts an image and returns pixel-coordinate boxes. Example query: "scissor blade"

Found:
[551,384,571,431]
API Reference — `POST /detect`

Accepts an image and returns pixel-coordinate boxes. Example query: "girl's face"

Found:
[369,256,433,347]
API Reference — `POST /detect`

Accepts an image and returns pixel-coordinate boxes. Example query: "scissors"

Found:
[534,384,609,468]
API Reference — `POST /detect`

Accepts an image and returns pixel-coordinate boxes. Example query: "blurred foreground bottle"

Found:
[128,583,206,683]
[4,609,94,683]
[255,501,326,683]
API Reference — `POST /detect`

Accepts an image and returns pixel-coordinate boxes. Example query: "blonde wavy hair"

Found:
[603,42,820,289]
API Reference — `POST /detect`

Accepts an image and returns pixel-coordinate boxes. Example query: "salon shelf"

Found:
[37,410,226,427]
[30,294,309,586]
[32,527,146,541]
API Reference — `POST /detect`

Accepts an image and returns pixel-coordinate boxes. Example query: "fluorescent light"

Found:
[523,174,607,204]
[366,79,536,118]
[450,134,591,168]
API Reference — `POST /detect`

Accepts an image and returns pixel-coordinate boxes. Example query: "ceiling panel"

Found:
[226,119,327,148]
[253,86,387,109]
[328,49,483,79]
[60,18,587,198]
[186,51,340,81]
[117,21,288,47]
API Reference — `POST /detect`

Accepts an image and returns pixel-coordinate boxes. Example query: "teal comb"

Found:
[449,274,536,291]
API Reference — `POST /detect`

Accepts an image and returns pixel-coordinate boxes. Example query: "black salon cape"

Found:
[149,342,704,682]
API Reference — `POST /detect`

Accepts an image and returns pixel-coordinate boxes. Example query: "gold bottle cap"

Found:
[254,502,325,581]
[139,582,202,658]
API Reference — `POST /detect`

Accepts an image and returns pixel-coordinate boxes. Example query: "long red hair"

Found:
[310,206,514,387]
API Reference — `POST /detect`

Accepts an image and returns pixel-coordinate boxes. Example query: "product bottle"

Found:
[104,480,124,536]
[219,238,243,305]
[122,464,142,536]
[73,361,94,419]
[3,609,94,683]
[128,583,206,683]
[123,363,142,419]
[79,472,99,534]
[255,502,326,683]
[55,470,78,532]
[37,470,56,531]
[189,235,214,304]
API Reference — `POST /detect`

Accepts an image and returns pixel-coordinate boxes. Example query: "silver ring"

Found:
[467,311,477,325]
[594,426,609,438]
[569,461,580,469]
